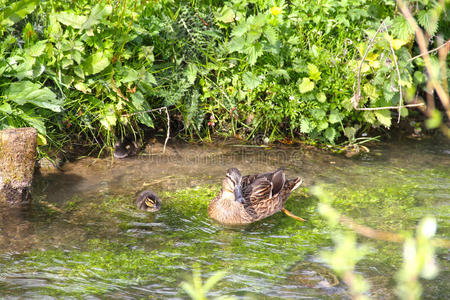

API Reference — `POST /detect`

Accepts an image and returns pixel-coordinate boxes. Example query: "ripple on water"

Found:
[0,137,449,299]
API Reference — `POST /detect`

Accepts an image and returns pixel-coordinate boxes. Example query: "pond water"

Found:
[0,135,449,299]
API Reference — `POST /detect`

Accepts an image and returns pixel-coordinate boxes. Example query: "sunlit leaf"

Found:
[264,25,278,45]
[0,103,12,114]
[243,71,261,90]
[0,0,38,27]
[317,92,327,103]
[392,16,414,40]
[54,11,88,29]
[37,133,47,146]
[374,109,392,127]
[26,40,48,57]
[425,109,441,129]
[130,92,154,128]
[307,63,321,82]
[363,83,379,102]
[215,6,235,23]
[300,119,312,133]
[329,109,343,124]
[324,127,336,143]
[418,9,439,36]
[5,81,62,112]
[83,51,111,75]
[185,63,198,85]
[81,3,112,31]
[298,78,315,93]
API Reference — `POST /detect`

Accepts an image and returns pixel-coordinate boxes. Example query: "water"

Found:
[0,136,449,299]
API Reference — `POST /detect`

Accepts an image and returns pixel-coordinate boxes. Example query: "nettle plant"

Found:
[0,0,156,150]
[211,0,447,143]
[210,0,395,143]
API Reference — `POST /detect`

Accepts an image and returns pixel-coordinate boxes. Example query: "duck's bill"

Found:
[234,186,245,204]
[145,198,155,207]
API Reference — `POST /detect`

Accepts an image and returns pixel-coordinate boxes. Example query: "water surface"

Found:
[0,136,449,299]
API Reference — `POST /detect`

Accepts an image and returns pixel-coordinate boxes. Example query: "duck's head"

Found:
[225,168,245,204]
[136,190,161,212]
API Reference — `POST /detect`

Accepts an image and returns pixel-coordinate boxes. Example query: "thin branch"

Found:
[124,107,170,154]
[163,106,170,154]
[339,215,404,243]
[397,0,450,119]
[355,103,425,111]
[382,23,403,123]
[407,40,450,62]
[353,21,386,109]
[339,215,450,248]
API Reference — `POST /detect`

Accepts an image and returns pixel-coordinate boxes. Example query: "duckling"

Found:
[136,190,161,212]
[208,168,304,225]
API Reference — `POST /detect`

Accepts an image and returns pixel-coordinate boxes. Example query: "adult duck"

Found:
[208,168,304,225]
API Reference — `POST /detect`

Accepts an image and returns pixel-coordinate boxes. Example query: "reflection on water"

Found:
[0,136,449,299]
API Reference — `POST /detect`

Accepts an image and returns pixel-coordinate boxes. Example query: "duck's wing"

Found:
[242,177,273,201]
[241,177,273,218]
[241,168,286,195]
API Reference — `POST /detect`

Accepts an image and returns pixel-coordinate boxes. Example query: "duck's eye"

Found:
[145,197,155,207]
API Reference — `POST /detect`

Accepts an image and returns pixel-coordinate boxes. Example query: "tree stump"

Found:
[0,127,37,206]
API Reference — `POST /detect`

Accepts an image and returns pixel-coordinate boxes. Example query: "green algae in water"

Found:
[0,152,449,298]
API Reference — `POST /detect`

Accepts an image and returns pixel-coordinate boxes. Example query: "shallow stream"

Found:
[0,135,449,299]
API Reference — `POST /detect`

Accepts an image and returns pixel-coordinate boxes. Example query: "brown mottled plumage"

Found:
[208,168,303,225]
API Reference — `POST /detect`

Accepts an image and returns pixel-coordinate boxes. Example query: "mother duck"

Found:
[208,168,304,225]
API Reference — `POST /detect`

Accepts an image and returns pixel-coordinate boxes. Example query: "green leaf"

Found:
[425,109,441,129]
[317,120,329,131]
[298,78,315,93]
[414,71,426,84]
[329,109,343,124]
[83,51,111,75]
[317,92,327,103]
[0,0,38,27]
[130,92,154,128]
[5,81,62,112]
[81,4,112,31]
[215,6,235,23]
[100,104,117,130]
[26,40,47,57]
[363,111,376,124]
[231,22,248,37]
[344,126,357,140]
[246,44,263,66]
[0,103,12,114]
[19,109,46,135]
[392,16,414,40]
[54,11,88,29]
[119,67,139,83]
[228,36,245,53]
[324,127,336,143]
[185,63,198,85]
[374,109,392,127]
[311,108,326,120]
[300,119,312,133]
[307,64,321,82]
[418,10,439,36]
[264,25,278,45]
[242,71,261,90]
[363,83,379,102]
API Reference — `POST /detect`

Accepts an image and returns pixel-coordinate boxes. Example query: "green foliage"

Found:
[315,186,441,300]
[181,267,236,300]
[0,0,448,152]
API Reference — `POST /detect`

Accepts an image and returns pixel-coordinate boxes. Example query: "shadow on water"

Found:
[0,136,449,299]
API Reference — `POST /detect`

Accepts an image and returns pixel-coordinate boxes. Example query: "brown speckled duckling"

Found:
[136,190,161,212]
